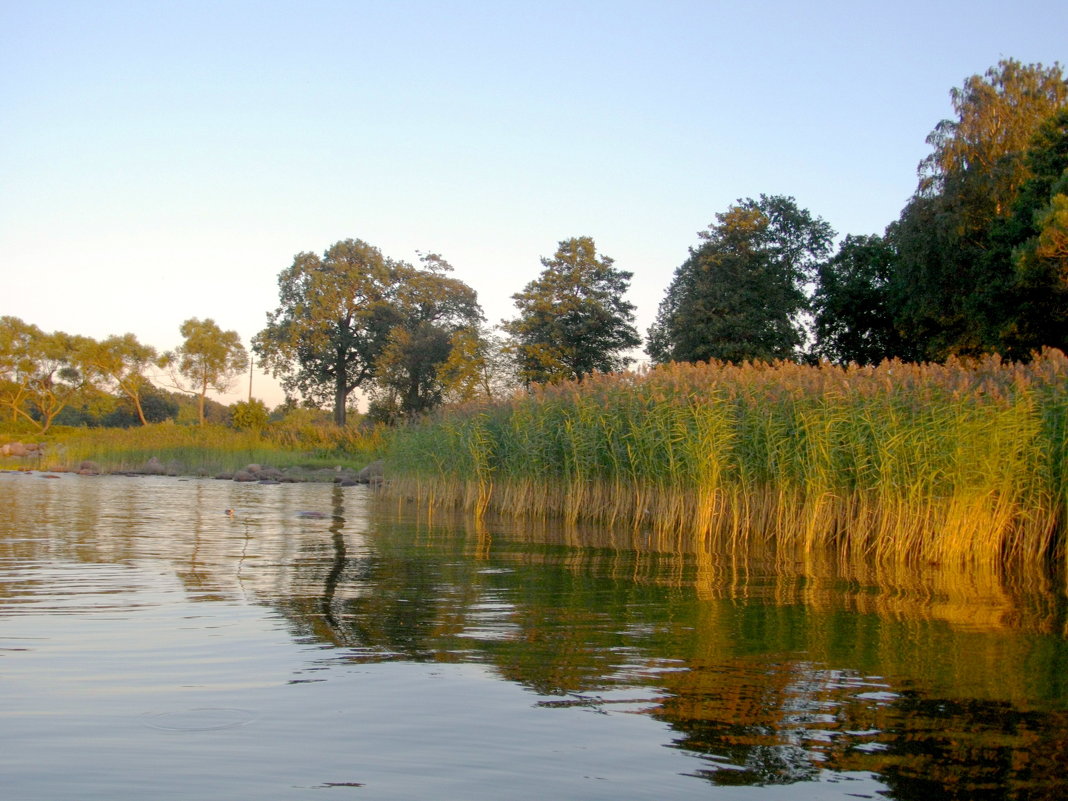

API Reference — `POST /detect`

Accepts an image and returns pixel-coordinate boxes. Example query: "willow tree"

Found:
[161,318,248,425]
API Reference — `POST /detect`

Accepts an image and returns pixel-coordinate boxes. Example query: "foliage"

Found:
[385,350,1068,571]
[255,239,397,426]
[648,196,834,364]
[437,325,518,403]
[371,253,484,417]
[891,59,1068,360]
[161,318,248,425]
[995,109,1068,356]
[255,240,482,425]
[812,234,905,364]
[918,59,1068,214]
[503,237,640,384]
[229,398,269,433]
[0,316,95,433]
[81,333,158,425]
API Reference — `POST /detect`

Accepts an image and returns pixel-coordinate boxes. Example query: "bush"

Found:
[230,399,269,433]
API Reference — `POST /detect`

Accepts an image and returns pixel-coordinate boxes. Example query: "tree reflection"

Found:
[4,475,1067,799]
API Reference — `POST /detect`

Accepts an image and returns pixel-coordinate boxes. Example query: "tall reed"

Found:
[385,350,1068,570]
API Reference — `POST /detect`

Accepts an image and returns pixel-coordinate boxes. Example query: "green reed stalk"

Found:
[383,351,1068,571]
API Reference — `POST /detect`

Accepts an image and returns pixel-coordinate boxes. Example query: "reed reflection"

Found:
[2,474,1067,798]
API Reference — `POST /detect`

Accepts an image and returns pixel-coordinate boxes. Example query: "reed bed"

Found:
[385,350,1068,570]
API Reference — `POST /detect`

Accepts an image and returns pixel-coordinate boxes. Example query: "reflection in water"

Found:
[1,472,1066,800]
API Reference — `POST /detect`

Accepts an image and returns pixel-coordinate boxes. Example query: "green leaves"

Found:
[255,239,484,424]
[648,195,834,365]
[162,318,248,425]
[504,236,640,384]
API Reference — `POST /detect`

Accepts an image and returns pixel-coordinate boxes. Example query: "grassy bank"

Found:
[1,419,386,477]
[385,350,1068,570]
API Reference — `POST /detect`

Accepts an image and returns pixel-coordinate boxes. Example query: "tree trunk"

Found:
[134,395,148,426]
[334,352,347,427]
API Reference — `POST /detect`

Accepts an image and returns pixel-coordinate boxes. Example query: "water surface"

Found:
[1,472,1065,799]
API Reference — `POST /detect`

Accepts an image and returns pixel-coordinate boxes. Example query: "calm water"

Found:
[1,472,1067,800]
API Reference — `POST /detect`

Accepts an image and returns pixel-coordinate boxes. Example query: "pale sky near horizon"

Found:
[2,1,1066,409]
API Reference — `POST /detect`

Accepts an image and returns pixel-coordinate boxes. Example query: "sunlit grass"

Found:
[2,420,387,477]
[385,350,1068,570]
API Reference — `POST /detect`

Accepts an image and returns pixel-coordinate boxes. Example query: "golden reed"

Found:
[385,350,1068,571]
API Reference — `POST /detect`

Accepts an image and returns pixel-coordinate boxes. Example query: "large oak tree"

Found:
[255,240,482,425]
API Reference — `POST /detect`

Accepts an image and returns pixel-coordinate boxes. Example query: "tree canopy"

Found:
[889,59,1068,360]
[255,240,482,425]
[369,253,484,419]
[82,333,159,425]
[161,318,248,425]
[648,195,834,364]
[503,237,640,384]
[812,234,905,365]
[0,317,96,432]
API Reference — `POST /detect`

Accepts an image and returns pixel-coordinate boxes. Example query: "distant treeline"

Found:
[3,58,1066,433]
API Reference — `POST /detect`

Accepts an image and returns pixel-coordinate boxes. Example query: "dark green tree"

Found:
[371,253,483,417]
[647,196,834,364]
[504,237,640,384]
[813,234,906,364]
[995,108,1068,354]
[102,385,179,427]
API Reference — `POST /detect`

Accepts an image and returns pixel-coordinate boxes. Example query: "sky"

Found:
[2,0,1066,408]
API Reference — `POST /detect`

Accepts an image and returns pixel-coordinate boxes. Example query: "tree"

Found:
[371,254,483,417]
[254,239,399,426]
[0,317,94,433]
[0,316,40,425]
[919,59,1067,215]
[503,237,640,384]
[892,59,1067,359]
[998,109,1068,354]
[82,333,159,425]
[255,242,483,425]
[812,234,905,364]
[647,196,834,364]
[101,385,179,427]
[437,325,518,403]
[161,318,248,425]
[230,398,269,433]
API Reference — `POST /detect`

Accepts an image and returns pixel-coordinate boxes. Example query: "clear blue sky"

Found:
[2,0,1065,406]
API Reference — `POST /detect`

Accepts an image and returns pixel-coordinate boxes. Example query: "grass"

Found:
[1,419,387,477]
[384,350,1068,571]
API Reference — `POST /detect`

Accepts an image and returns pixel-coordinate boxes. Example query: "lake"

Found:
[1,471,1066,800]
